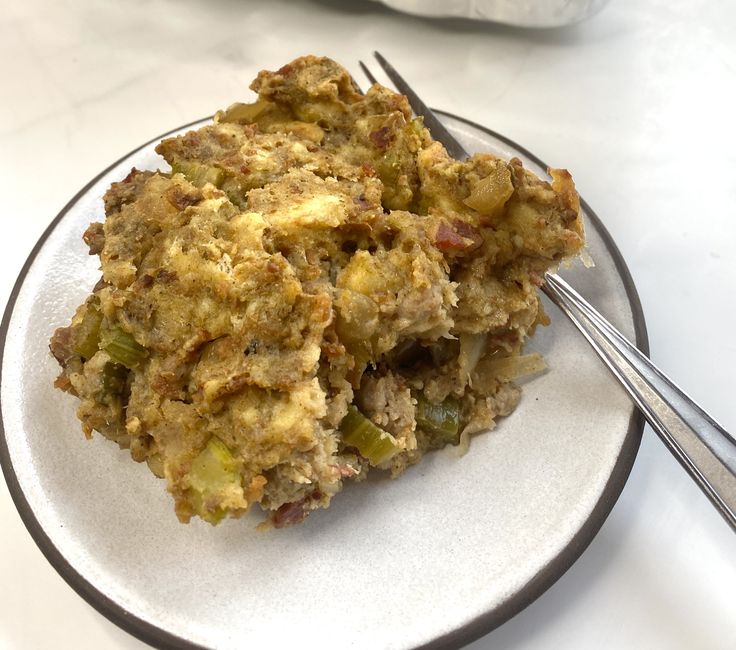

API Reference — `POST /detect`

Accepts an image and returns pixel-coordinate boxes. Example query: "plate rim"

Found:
[0,112,648,650]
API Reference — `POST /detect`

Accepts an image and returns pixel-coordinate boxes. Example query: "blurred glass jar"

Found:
[369,0,610,27]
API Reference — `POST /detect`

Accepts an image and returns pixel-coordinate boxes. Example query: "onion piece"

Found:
[477,352,546,382]
[458,332,487,385]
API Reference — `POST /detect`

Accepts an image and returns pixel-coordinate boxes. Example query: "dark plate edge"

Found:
[418,112,650,649]
[0,113,649,650]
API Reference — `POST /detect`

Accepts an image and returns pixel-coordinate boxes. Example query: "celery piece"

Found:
[171,160,224,188]
[408,116,425,136]
[188,490,227,526]
[74,301,103,359]
[376,151,400,186]
[102,325,148,368]
[340,405,399,466]
[188,437,240,525]
[189,437,238,491]
[415,393,461,446]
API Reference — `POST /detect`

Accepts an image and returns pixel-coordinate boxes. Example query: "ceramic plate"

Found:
[0,114,647,650]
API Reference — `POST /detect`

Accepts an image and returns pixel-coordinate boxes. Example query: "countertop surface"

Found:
[1,1,734,648]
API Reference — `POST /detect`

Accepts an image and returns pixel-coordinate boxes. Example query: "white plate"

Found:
[0,114,647,650]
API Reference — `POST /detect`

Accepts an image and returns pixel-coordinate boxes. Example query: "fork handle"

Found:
[542,272,736,532]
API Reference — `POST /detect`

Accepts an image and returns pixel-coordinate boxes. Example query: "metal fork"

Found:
[361,51,736,532]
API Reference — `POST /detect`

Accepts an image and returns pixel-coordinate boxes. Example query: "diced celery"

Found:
[73,301,102,359]
[376,151,401,186]
[340,405,399,466]
[171,160,224,188]
[188,490,227,526]
[415,393,461,446]
[189,437,237,491]
[408,116,425,136]
[188,436,240,525]
[102,325,148,368]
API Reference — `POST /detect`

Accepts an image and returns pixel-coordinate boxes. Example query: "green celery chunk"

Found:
[73,301,102,359]
[188,437,240,525]
[415,393,461,446]
[171,160,224,188]
[409,116,425,136]
[189,437,237,489]
[102,325,148,368]
[340,405,399,466]
[376,151,400,186]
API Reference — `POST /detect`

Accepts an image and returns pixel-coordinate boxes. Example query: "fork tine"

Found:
[359,61,379,87]
[372,51,470,160]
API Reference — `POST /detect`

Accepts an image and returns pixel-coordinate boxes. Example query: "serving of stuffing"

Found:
[49,56,584,528]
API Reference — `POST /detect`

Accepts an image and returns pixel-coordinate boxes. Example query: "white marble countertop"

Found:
[1,0,735,648]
